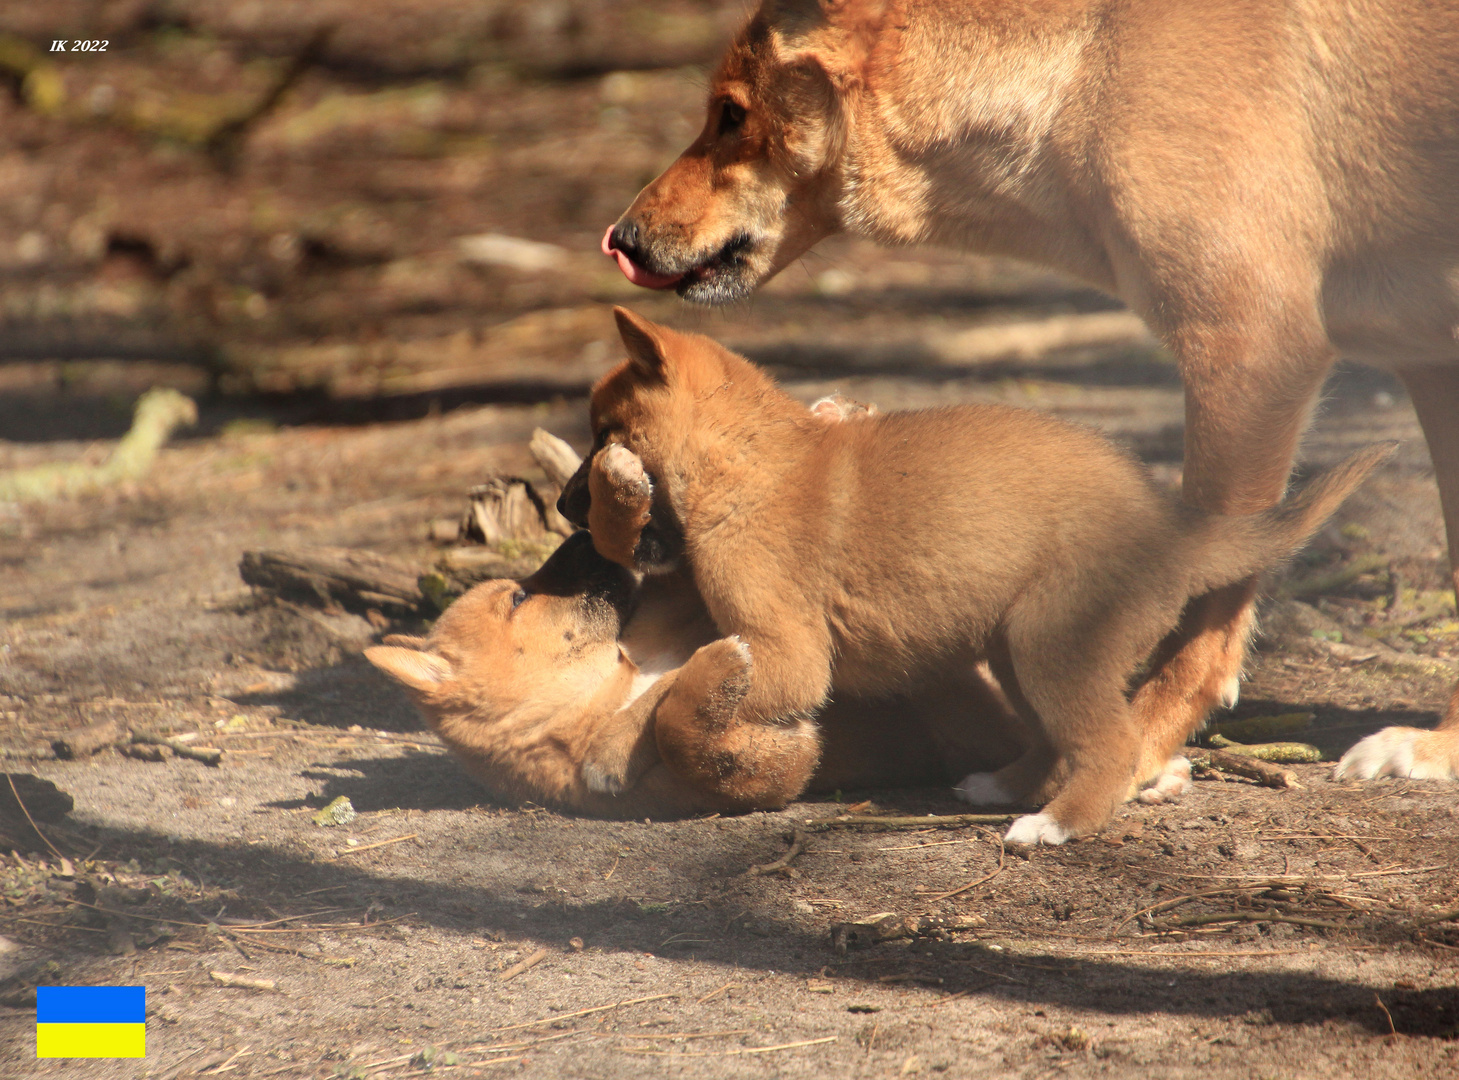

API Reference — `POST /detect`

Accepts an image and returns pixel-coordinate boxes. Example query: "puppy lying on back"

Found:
[559,309,1395,844]
[366,408,1019,819]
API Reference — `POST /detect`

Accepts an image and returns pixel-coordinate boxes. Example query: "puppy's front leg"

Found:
[654,637,822,808]
[579,678,670,796]
[587,444,653,568]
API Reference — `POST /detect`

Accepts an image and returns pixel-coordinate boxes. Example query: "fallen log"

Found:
[239,547,424,616]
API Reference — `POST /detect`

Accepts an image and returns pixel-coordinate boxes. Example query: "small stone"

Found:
[313,796,356,827]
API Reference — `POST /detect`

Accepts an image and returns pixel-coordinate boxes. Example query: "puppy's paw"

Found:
[581,760,627,796]
[600,443,651,497]
[809,393,878,422]
[692,635,753,687]
[952,772,1016,806]
[1004,812,1070,847]
[1334,726,1458,781]
[1218,674,1242,710]
[1137,756,1193,805]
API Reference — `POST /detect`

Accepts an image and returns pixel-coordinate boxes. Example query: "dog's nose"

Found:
[608,220,641,259]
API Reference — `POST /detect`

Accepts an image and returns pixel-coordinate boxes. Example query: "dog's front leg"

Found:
[1130,323,1337,792]
[1336,364,1459,781]
[653,637,823,808]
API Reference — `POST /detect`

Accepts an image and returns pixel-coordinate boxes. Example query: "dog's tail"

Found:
[1183,442,1397,596]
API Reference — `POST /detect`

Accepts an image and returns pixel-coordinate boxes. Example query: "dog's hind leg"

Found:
[1336,364,1459,781]
[1129,317,1336,790]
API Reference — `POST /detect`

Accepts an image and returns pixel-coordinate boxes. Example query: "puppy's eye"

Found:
[718,100,747,136]
[510,589,528,610]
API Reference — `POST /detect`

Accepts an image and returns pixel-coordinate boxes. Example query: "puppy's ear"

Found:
[364,646,453,695]
[613,307,669,379]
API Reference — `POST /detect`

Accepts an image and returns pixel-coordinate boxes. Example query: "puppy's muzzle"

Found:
[557,454,593,528]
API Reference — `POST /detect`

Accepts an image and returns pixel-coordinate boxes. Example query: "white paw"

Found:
[1218,674,1242,710]
[952,772,1015,806]
[1333,726,1457,780]
[601,443,650,493]
[581,761,625,795]
[1004,812,1070,846]
[1138,756,1193,805]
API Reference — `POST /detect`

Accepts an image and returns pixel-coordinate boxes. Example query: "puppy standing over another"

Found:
[560,309,1394,844]
[366,409,1020,819]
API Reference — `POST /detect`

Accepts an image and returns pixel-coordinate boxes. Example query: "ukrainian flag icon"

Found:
[36,986,146,1058]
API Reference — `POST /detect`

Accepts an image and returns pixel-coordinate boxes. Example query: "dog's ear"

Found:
[613,307,670,380]
[364,645,453,695]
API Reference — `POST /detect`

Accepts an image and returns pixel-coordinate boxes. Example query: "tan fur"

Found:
[560,310,1389,841]
[366,449,1020,820]
[605,0,1459,784]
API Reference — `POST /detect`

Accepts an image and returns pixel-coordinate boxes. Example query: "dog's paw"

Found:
[1004,812,1070,846]
[600,443,651,496]
[1334,726,1458,781]
[1218,674,1242,710]
[952,772,1015,806]
[581,760,627,796]
[809,393,878,422]
[1137,756,1193,805]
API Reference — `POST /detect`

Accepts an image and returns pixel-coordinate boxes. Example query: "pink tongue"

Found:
[601,225,683,290]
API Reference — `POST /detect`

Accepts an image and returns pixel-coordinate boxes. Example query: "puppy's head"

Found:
[556,309,783,556]
[365,532,638,730]
[601,0,891,303]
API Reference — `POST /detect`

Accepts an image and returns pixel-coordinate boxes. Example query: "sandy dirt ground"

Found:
[2,4,1459,1078]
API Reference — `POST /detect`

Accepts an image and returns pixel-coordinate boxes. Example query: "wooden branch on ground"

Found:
[830,913,987,953]
[1187,748,1302,789]
[239,547,425,615]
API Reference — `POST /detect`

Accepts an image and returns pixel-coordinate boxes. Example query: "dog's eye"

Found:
[718,100,747,136]
[510,589,528,610]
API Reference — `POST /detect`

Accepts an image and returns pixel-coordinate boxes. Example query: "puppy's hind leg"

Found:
[997,629,1143,845]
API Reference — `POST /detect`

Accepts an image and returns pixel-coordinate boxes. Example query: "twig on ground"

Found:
[326,834,419,860]
[830,913,987,954]
[747,830,807,877]
[4,774,69,861]
[921,832,1005,902]
[209,971,277,992]
[805,813,1013,831]
[498,947,549,982]
[1374,992,1398,1041]
[486,993,675,1034]
[131,732,222,766]
[619,1035,837,1057]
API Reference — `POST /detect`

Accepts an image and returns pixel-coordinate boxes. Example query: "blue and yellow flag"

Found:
[36,986,146,1058]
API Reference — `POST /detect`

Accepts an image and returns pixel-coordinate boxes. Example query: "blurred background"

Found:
[0,0,1163,438]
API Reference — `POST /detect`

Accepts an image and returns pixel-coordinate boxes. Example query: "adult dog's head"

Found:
[602,0,894,303]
